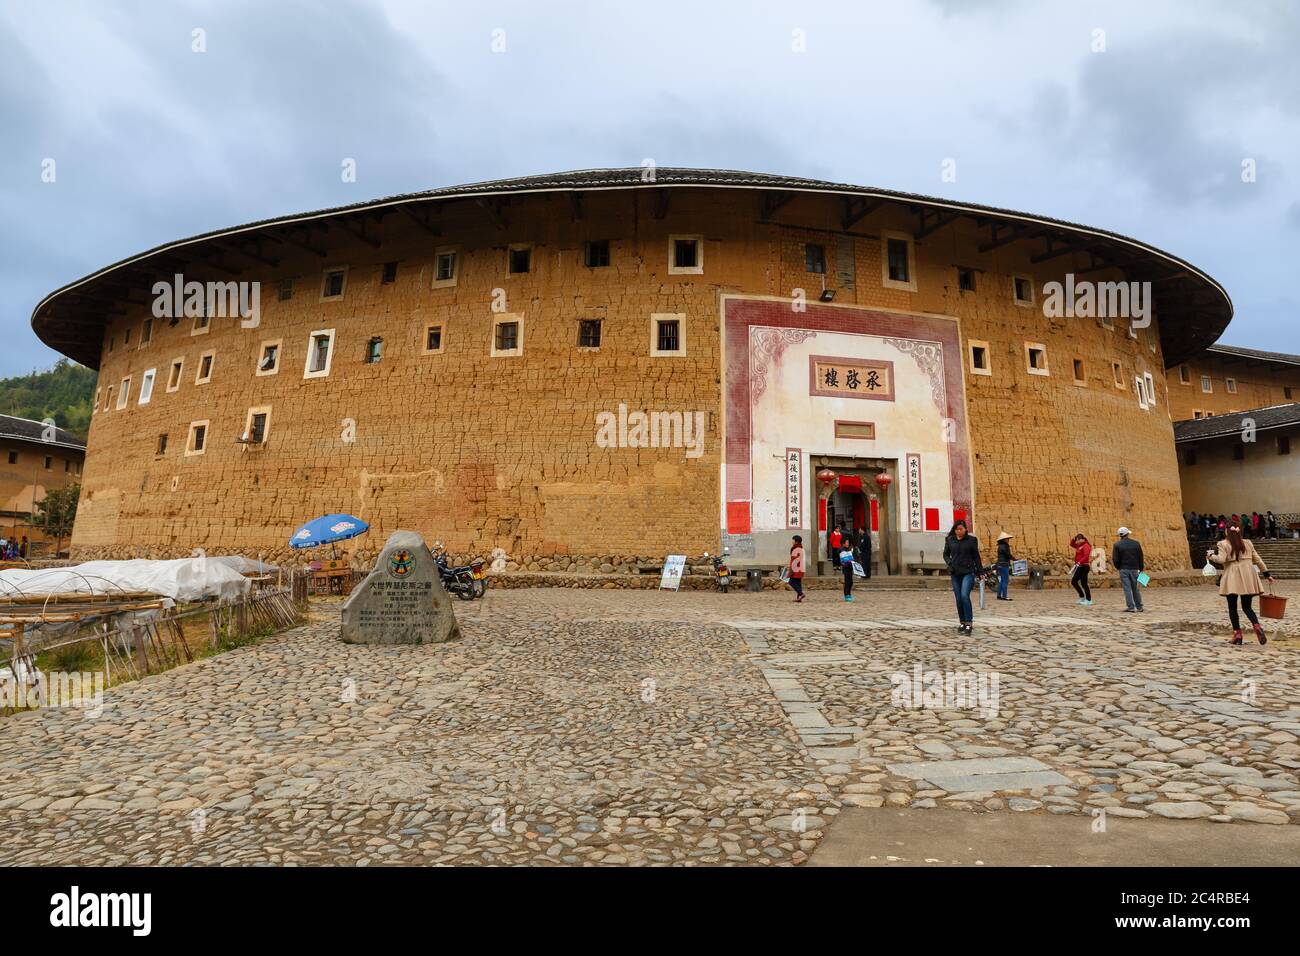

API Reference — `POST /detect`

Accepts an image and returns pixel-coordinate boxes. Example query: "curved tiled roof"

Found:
[1205,344,1300,368]
[0,413,86,452]
[1173,402,1300,442]
[30,167,1234,369]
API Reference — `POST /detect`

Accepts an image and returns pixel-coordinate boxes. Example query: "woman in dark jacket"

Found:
[994,531,1014,601]
[855,525,872,579]
[943,520,984,633]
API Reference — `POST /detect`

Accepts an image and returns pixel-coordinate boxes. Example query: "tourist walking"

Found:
[994,531,1014,601]
[839,529,856,602]
[855,524,872,579]
[1206,524,1272,645]
[1267,511,1279,538]
[943,520,984,633]
[1069,533,1093,606]
[1112,527,1145,613]
[788,535,805,603]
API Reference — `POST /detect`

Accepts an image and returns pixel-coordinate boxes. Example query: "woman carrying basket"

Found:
[1207,523,1273,645]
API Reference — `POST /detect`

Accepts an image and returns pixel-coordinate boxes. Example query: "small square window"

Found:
[157,434,168,456]
[1178,365,1190,384]
[1072,359,1086,385]
[321,268,347,299]
[508,247,531,274]
[1184,449,1197,466]
[244,408,271,446]
[651,313,686,357]
[1280,436,1292,456]
[433,248,458,287]
[278,278,294,301]
[381,261,398,284]
[1225,377,1237,394]
[657,319,680,353]
[191,311,210,335]
[1136,376,1149,409]
[424,325,444,353]
[957,267,976,292]
[668,236,703,275]
[116,377,131,409]
[1194,410,1204,419]
[674,239,698,270]
[1112,361,1124,387]
[1201,375,1213,393]
[805,244,826,275]
[365,337,384,364]
[968,340,991,376]
[585,241,610,268]
[490,315,524,357]
[1013,276,1034,305]
[195,351,214,385]
[43,456,52,470]
[1144,372,1156,405]
[1232,444,1245,461]
[257,341,281,375]
[578,319,602,349]
[6,452,16,465]
[1025,343,1048,376]
[167,358,184,392]
[880,232,915,291]
[186,421,208,456]
[1285,386,1294,400]
[495,321,519,351]
[93,388,101,413]
[140,318,153,347]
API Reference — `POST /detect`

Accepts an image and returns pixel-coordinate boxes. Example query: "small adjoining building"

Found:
[0,414,86,555]
[1167,344,1300,422]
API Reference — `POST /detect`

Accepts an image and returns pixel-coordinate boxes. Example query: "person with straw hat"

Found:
[994,532,1015,601]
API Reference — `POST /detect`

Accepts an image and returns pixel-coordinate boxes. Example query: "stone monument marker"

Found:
[340,530,460,645]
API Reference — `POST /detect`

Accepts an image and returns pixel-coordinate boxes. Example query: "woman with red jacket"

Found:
[1069,533,1093,606]
[788,535,806,603]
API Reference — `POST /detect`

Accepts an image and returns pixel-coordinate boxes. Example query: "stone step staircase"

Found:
[1251,539,1300,579]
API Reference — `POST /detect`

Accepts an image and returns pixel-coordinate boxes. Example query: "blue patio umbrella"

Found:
[289,514,369,555]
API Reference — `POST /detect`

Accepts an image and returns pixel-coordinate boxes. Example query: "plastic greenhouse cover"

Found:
[0,558,252,603]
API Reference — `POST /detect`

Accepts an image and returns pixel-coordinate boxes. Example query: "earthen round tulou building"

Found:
[33,168,1233,574]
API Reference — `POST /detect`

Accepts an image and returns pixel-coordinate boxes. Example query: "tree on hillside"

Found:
[0,359,96,439]
[34,483,80,556]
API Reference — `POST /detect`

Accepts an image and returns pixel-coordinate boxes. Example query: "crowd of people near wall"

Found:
[783,516,1276,648]
[0,535,29,560]
[1187,510,1288,539]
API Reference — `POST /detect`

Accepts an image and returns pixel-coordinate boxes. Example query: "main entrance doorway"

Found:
[816,456,899,576]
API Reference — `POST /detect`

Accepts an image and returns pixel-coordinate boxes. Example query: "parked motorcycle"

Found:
[704,547,732,592]
[431,542,487,600]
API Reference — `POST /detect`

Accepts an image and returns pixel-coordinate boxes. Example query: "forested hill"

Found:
[0,359,96,439]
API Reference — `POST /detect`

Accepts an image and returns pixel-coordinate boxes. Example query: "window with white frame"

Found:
[491,316,524,357]
[138,368,157,405]
[1144,371,1157,405]
[650,313,686,357]
[968,340,991,376]
[433,247,459,288]
[243,406,271,446]
[116,376,131,409]
[1072,359,1086,386]
[507,245,532,275]
[320,267,347,300]
[185,420,209,456]
[93,388,101,413]
[256,340,281,376]
[1024,342,1048,376]
[1201,374,1213,393]
[195,350,215,385]
[1225,377,1237,394]
[1112,361,1125,388]
[668,236,703,276]
[304,329,336,378]
[166,357,184,392]
[881,232,916,291]
[191,303,210,335]
[423,324,445,354]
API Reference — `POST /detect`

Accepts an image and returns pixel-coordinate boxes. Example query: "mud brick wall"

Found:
[70,188,1193,570]
[1166,352,1300,422]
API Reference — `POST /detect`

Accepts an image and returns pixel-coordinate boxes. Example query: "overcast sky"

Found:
[2,0,1296,376]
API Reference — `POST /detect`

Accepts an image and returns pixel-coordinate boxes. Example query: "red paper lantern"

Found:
[816,468,837,485]
[874,473,893,490]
